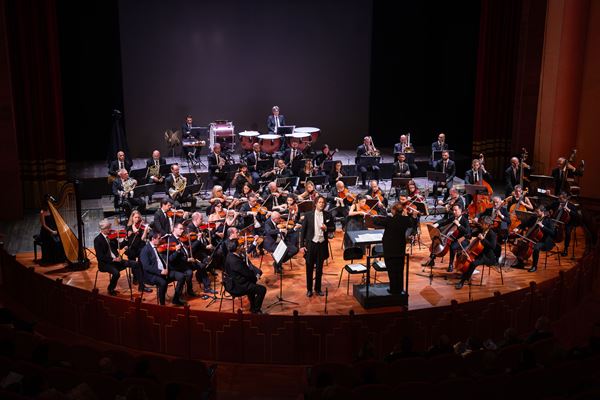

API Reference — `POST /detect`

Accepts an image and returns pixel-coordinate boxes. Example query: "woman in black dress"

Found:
[344,194,368,250]
[39,196,65,265]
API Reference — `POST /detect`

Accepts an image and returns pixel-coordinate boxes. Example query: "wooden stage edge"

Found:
[17,226,584,316]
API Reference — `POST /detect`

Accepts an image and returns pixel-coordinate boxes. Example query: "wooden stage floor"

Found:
[17,225,584,316]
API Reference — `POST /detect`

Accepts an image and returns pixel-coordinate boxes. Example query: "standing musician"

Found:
[505,156,531,197]
[394,134,411,154]
[232,163,253,196]
[151,199,186,236]
[548,191,578,257]
[364,180,388,212]
[263,211,299,273]
[328,160,345,188]
[551,157,582,195]
[454,216,498,289]
[246,142,269,184]
[300,195,335,297]
[165,164,196,210]
[464,157,493,205]
[208,143,229,189]
[298,180,319,202]
[422,204,471,272]
[356,136,381,188]
[93,219,139,296]
[112,169,145,217]
[372,201,416,294]
[328,181,353,228]
[267,105,286,134]
[146,150,167,203]
[314,144,337,175]
[431,132,449,167]
[432,150,455,201]
[125,210,152,293]
[140,232,188,306]
[108,150,133,179]
[512,206,556,272]
[223,238,266,314]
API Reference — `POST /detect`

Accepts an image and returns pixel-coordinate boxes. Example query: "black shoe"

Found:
[172,298,187,306]
[203,288,218,294]
[455,281,465,290]
[139,287,153,293]
[108,289,119,296]
[132,278,139,285]
[316,291,325,297]
[447,265,454,273]
[306,290,313,297]
[528,266,537,273]
[561,250,568,257]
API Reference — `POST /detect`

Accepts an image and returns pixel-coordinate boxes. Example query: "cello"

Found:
[551,197,572,243]
[428,218,461,258]
[467,154,493,218]
[453,228,488,274]
[510,216,544,261]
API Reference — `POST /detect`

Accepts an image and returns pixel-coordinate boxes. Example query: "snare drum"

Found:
[238,131,260,151]
[258,134,282,154]
[285,132,311,151]
[294,127,320,146]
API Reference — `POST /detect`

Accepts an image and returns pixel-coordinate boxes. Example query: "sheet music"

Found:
[356,233,383,243]
[273,240,288,264]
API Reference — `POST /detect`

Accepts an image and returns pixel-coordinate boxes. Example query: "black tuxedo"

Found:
[146,157,166,168]
[372,214,413,293]
[356,144,380,186]
[393,161,411,178]
[504,166,523,196]
[224,253,266,313]
[517,216,556,269]
[111,178,145,216]
[301,210,335,292]
[140,242,187,305]
[108,159,133,177]
[151,209,184,236]
[245,151,269,183]
[431,141,449,153]
[464,168,492,185]
[93,233,130,292]
[208,152,229,189]
[460,229,498,283]
[284,148,302,171]
[433,159,456,200]
[164,174,197,210]
[267,114,286,134]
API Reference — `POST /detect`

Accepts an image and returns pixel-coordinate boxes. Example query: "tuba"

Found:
[169,175,187,199]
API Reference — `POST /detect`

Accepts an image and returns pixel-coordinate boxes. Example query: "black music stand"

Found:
[339,176,359,187]
[322,160,336,174]
[276,125,295,136]
[298,200,314,213]
[291,158,305,174]
[356,156,381,167]
[464,184,487,196]
[390,177,411,197]
[515,209,537,222]
[266,240,299,310]
[129,168,147,182]
[182,183,203,199]
[528,175,555,195]
[132,183,157,199]
[276,176,299,190]
[306,175,327,188]
[257,159,274,172]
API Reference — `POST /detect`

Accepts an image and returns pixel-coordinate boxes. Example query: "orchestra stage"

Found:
[13,225,583,316]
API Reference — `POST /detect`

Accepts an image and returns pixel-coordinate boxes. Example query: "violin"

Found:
[166,209,185,218]
[179,232,198,243]
[251,204,269,215]
[133,221,149,231]
[237,236,264,246]
[107,229,127,240]
[338,188,355,202]
[371,189,384,203]
[156,239,178,253]
[358,204,377,216]
[198,222,217,230]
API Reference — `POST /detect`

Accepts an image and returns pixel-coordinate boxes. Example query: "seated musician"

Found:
[394,134,411,154]
[364,179,388,213]
[145,150,167,203]
[394,153,412,178]
[274,195,303,245]
[208,185,234,213]
[239,193,269,232]
[548,191,578,256]
[298,180,319,202]
[165,164,196,210]
[431,132,449,167]
[151,198,186,236]
[505,156,531,197]
[112,169,145,217]
[327,180,353,228]
[437,188,465,215]
[512,205,556,272]
[356,136,380,188]
[38,195,65,265]
[422,204,471,272]
[262,181,287,210]
[187,211,214,265]
[455,216,498,289]
[284,140,302,171]
[208,143,229,189]
[275,158,294,178]
[108,150,132,179]
[476,195,510,235]
[140,232,188,306]
[506,185,533,211]
[314,144,335,176]
[328,160,344,188]
[432,150,455,201]
[246,142,269,184]
[263,211,299,273]
[125,210,152,293]
[551,157,582,195]
[298,159,316,183]
[344,194,369,249]
[214,209,241,242]
[232,163,253,197]
[169,222,214,297]
[220,227,260,264]
[397,194,420,240]
[223,238,266,314]
[93,219,139,296]
[464,158,492,204]
[406,181,427,239]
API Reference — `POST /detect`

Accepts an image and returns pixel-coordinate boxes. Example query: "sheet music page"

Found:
[273,240,288,264]
[356,233,383,242]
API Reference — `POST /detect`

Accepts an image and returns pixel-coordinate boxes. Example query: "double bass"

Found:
[507,188,529,231]
[467,154,493,218]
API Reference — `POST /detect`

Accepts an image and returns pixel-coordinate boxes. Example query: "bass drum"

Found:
[258,134,282,154]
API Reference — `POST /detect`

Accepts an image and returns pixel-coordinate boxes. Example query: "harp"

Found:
[47,181,90,269]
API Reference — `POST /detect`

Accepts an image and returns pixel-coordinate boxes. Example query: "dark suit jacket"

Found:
[225,253,257,296]
[464,169,492,185]
[356,144,368,157]
[393,161,411,177]
[394,143,411,154]
[108,159,133,176]
[140,242,168,278]
[551,167,582,194]
[518,216,556,248]
[208,152,225,175]
[476,229,498,261]
[263,219,280,253]
[151,209,183,236]
[437,214,471,240]
[93,233,119,271]
[267,115,286,133]
[504,166,522,194]
[300,210,335,257]
[275,168,294,179]
[372,214,412,257]
[434,159,456,184]
[245,151,268,172]
[181,123,194,137]
[478,206,510,230]
[431,141,449,153]
[146,157,167,168]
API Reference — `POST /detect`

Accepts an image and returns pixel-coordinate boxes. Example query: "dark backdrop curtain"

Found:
[5,0,66,209]
[472,0,546,180]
